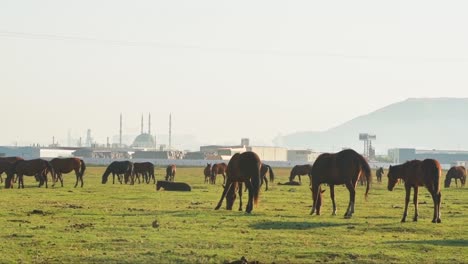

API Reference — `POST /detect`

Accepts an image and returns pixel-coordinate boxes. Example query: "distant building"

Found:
[199,139,287,161]
[287,149,321,163]
[0,146,76,159]
[388,148,468,165]
[132,150,183,159]
[72,148,130,159]
[132,133,155,149]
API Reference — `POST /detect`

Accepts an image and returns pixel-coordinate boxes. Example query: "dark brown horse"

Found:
[203,163,212,184]
[133,162,155,184]
[215,151,261,213]
[387,159,442,223]
[165,164,176,182]
[211,162,227,184]
[50,158,86,188]
[5,159,54,188]
[0,157,23,183]
[289,164,312,183]
[101,161,133,184]
[156,180,191,191]
[260,163,275,191]
[376,167,384,183]
[444,166,466,188]
[310,149,371,219]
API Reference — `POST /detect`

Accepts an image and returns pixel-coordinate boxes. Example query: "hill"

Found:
[273,98,468,153]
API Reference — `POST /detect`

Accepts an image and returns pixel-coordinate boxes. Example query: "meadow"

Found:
[0,166,466,264]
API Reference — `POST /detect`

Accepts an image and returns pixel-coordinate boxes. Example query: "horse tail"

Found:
[268,165,275,183]
[357,154,371,200]
[252,164,261,205]
[79,159,86,177]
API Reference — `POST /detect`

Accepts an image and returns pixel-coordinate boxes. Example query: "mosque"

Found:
[131,114,156,149]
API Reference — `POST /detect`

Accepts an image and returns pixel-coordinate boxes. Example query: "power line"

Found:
[0,30,467,62]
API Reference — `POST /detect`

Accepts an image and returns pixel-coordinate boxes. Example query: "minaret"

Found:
[141,114,144,134]
[169,113,172,150]
[148,113,151,134]
[119,113,122,148]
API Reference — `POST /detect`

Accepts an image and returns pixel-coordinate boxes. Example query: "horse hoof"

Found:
[437,219,441,223]
[413,218,418,222]
[344,215,352,219]
[401,219,406,223]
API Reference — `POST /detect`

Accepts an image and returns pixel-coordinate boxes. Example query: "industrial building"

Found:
[287,149,321,163]
[388,148,468,165]
[199,139,288,161]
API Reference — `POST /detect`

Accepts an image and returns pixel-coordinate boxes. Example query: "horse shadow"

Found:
[249,221,348,230]
[384,239,467,247]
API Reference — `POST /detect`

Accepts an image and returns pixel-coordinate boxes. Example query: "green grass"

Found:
[0,167,467,263]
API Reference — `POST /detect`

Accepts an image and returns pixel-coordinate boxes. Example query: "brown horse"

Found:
[376,167,384,183]
[203,163,212,184]
[50,158,86,188]
[0,157,23,183]
[387,159,442,223]
[444,166,466,188]
[260,163,275,191]
[215,151,261,213]
[5,159,54,188]
[165,164,176,182]
[133,162,155,184]
[101,161,133,184]
[310,149,371,219]
[289,164,312,183]
[211,162,227,184]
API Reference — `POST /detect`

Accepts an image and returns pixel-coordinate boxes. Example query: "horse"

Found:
[289,164,312,183]
[211,162,227,184]
[215,151,261,213]
[376,167,384,183]
[203,163,212,184]
[156,180,191,191]
[133,162,155,184]
[5,159,54,189]
[50,158,86,188]
[387,159,442,223]
[309,149,371,219]
[444,166,466,188]
[101,161,133,184]
[0,157,23,183]
[260,163,275,191]
[165,164,176,182]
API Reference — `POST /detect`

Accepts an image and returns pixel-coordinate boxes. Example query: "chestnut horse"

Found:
[310,149,371,219]
[133,162,155,184]
[289,164,312,183]
[50,158,86,188]
[260,163,275,191]
[5,159,54,189]
[444,166,466,188]
[387,159,442,223]
[376,167,384,183]
[165,164,176,182]
[0,157,23,183]
[203,163,212,184]
[211,162,227,184]
[215,152,261,213]
[101,161,133,184]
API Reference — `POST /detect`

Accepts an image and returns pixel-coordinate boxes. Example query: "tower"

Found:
[148,113,151,134]
[141,114,144,134]
[169,113,172,150]
[119,113,123,148]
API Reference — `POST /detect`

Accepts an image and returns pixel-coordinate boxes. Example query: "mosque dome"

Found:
[132,133,155,148]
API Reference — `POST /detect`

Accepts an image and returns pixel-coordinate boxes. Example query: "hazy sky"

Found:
[1,0,468,149]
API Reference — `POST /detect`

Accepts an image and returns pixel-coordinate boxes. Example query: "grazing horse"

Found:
[444,166,466,188]
[260,163,275,191]
[165,164,176,182]
[387,159,442,223]
[289,164,312,183]
[310,149,371,219]
[5,159,54,189]
[101,161,133,184]
[215,151,261,213]
[133,162,155,184]
[203,163,212,184]
[211,162,227,184]
[0,157,23,183]
[376,167,384,183]
[50,158,86,188]
[156,180,191,191]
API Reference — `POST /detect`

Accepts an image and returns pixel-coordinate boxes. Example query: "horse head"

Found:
[387,165,398,191]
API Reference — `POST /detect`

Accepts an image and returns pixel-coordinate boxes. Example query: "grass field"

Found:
[0,166,466,264]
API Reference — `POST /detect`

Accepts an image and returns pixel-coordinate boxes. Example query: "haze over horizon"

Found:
[1,1,468,150]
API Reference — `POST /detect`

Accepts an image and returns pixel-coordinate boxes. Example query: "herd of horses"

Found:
[1,149,466,223]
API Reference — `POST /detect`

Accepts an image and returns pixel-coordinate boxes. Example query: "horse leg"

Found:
[238,183,243,211]
[223,173,226,185]
[244,180,254,214]
[330,185,337,216]
[215,180,232,210]
[298,175,302,183]
[436,191,442,223]
[455,178,458,187]
[401,185,411,222]
[344,182,356,219]
[413,186,419,222]
[264,175,268,191]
